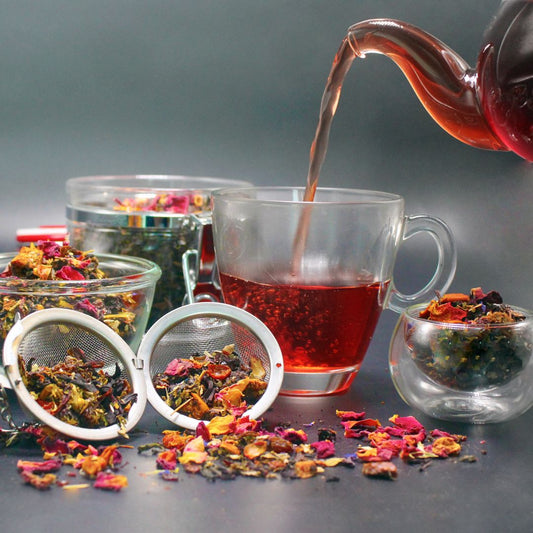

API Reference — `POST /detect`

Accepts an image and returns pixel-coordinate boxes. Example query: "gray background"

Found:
[1,0,531,311]
[1,3,533,532]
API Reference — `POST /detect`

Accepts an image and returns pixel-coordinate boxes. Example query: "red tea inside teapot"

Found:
[305,1,533,199]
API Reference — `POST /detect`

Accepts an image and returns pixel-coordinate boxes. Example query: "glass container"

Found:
[389,304,533,423]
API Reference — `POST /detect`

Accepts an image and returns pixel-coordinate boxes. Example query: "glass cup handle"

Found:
[388,214,457,313]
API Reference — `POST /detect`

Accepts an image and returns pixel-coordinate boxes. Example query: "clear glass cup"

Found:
[212,186,457,396]
[389,304,533,423]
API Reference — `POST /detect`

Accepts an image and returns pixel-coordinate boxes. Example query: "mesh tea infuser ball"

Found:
[138,302,284,431]
[2,308,147,441]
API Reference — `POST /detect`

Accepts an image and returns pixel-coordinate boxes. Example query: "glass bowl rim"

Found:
[0,251,161,293]
[212,186,403,206]
[66,175,252,196]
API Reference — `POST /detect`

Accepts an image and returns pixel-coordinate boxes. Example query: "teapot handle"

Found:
[388,214,457,313]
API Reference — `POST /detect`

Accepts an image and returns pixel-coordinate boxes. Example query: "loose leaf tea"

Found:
[419,287,525,324]
[6,409,480,491]
[152,344,268,420]
[139,415,349,481]
[13,427,131,491]
[18,348,137,434]
[138,410,474,483]
[0,241,147,345]
[69,204,204,326]
[113,192,210,214]
[2,241,105,281]
[411,287,531,390]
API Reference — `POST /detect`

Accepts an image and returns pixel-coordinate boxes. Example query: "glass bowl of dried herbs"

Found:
[0,242,161,359]
[65,175,251,327]
[389,288,533,423]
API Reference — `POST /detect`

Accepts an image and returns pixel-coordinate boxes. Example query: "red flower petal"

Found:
[17,458,62,474]
[335,410,366,421]
[164,358,194,377]
[55,265,85,280]
[310,440,335,459]
[93,472,128,491]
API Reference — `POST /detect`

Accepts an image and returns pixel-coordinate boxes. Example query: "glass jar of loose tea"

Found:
[66,175,251,326]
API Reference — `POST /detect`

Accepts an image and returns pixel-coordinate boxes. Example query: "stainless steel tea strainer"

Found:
[1,303,284,440]
[2,308,147,441]
[137,302,284,431]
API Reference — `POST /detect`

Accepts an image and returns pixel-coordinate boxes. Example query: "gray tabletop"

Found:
[1,311,532,533]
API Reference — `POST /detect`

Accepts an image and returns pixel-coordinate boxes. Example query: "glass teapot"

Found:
[345,1,533,160]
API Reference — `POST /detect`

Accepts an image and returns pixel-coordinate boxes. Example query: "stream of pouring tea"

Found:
[292,36,357,274]
[303,35,357,201]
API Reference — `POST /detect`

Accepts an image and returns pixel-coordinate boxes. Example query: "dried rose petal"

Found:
[439,293,470,304]
[243,440,268,459]
[164,358,194,377]
[388,415,425,435]
[20,470,57,490]
[430,429,466,442]
[362,461,398,480]
[156,449,178,470]
[207,414,236,435]
[161,431,193,450]
[94,472,128,491]
[230,416,260,435]
[419,301,467,322]
[38,240,62,259]
[55,265,86,281]
[310,440,335,459]
[294,460,318,479]
[356,446,378,461]
[431,437,462,458]
[179,436,209,465]
[164,195,190,213]
[78,455,108,477]
[179,451,209,465]
[17,457,62,474]
[98,445,122,468]
[274,427,308,444]
[74,298,102,319]
[219,441,241,455]
[335,410,366,421]
[196,421,211,442]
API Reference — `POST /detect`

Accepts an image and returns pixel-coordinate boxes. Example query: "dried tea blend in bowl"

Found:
[0,241,161,354]
[389,288,533,423]
[411,288,530,390]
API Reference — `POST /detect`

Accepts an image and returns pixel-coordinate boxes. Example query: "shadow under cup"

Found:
[212,187,456,396]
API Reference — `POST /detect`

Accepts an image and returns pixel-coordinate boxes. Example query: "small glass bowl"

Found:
[0,251,161,355]
[389,304,533,423]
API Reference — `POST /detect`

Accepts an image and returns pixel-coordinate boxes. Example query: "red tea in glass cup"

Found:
[212,187,456,396]
[218,274,387,372]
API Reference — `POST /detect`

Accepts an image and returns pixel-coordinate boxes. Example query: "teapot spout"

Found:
[347,19,507,152]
